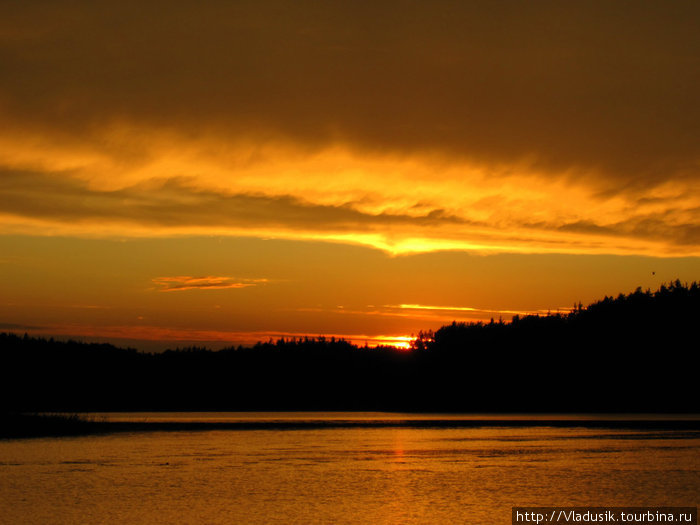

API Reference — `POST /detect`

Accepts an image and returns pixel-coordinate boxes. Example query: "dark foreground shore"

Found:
[4,413,700,439]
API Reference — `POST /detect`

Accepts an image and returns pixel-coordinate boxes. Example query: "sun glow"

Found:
[371,335,414,350]
[16,321,417,351]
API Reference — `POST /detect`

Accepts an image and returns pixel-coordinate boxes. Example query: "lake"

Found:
[1,413,699,524]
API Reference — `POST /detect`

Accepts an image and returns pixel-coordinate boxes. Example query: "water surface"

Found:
[1,413,698,524]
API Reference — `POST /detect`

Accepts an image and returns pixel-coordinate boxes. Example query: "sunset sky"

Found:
[1,1,699,349]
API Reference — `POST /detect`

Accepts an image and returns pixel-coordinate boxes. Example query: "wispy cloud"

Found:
[1,168,698,256]
[297,303,563,325]
[152,276,268,292]
[393,304,478,313]
[388,303,558,317]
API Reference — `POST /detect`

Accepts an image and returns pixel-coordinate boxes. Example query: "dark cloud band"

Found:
[1,1,699,189]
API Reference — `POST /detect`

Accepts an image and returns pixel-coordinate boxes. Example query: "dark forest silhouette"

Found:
[1,281,698,413]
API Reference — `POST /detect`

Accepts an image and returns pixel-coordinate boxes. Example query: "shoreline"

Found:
[4,413,700,439]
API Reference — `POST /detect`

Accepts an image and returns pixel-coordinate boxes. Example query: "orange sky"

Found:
[1,1,699,349]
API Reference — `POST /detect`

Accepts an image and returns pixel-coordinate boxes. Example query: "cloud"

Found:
[0,168,470,230]
[152,276,268,292]
[298,303,563,325]
[0,1,699,256]
[1,1,698,190]
[0,167,698,256]
[383,303,559,320]
[392,304,478,313]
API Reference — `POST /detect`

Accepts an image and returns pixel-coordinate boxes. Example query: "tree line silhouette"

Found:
[1,281,697,413]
